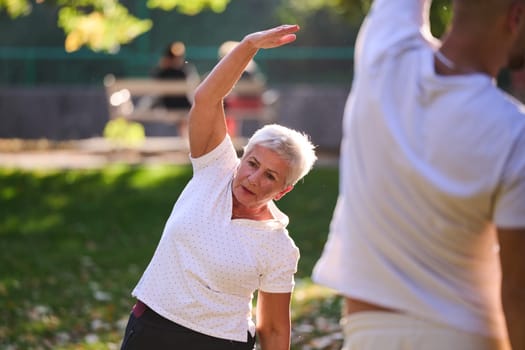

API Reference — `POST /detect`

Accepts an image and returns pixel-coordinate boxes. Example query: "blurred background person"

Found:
[151,41,200,138]
[217,40,270,138]
[218,40,266,83]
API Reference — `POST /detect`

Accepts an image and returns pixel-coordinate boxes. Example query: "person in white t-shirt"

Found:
[312,0,525,349]
[119,25,317,350]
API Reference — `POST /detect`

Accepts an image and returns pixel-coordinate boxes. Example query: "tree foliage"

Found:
[0,0,231,52]
[0,0,453,53]
[277,0,453,37]
[56,1,153,53]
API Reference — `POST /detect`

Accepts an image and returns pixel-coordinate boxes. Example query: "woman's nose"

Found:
[248,171,260,185]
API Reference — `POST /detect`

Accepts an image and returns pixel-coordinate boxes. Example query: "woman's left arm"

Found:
[256,291,292,350]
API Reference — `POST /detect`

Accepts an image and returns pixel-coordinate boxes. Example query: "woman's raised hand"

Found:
[243,24,300,50]
[188,24,300,158]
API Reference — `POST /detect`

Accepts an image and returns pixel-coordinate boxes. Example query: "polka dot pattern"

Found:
[132,136,300,342]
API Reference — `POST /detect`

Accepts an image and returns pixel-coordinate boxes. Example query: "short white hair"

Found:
[243,124,317,186]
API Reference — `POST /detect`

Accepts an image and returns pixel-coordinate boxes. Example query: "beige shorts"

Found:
[340,312,510,350]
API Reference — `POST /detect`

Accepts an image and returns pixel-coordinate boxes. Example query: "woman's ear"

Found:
[274,185,293,201]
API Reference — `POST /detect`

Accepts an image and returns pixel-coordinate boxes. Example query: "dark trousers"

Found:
[120,301,256,350]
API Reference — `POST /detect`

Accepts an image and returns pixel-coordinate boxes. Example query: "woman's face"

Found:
[232,145,293,209]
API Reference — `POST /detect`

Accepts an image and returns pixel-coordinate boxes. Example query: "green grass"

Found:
[0,164,341,349]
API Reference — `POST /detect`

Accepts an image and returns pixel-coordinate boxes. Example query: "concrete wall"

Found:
[0,85,349,151]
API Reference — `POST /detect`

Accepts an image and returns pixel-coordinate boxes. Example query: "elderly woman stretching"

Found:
[120,24,317,350]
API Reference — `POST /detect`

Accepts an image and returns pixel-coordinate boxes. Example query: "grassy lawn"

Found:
[0,164,342,349]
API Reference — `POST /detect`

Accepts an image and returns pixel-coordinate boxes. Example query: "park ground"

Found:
[1,136,343,350]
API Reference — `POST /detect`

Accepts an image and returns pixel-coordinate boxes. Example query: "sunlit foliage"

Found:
[1,0,452,52]
[57,1,153,53]
[277,0,453,37]
[0,0,32,17]
[103,117,145,147]
[147,0,229,15]
[0,0,231,53]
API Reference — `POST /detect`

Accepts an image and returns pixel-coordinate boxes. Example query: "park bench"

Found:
[103,75,279,138]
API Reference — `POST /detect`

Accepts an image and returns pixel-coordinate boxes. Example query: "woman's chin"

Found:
[233,189,254,207]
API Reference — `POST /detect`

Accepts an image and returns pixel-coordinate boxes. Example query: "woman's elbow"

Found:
[256,325,291,350]
[192,86,225,109]
[192,85,209,105]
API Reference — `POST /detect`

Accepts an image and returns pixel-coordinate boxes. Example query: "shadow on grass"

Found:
[0,164,339,349]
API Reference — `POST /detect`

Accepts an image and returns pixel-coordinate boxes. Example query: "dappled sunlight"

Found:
[1,186,17,201]
[59,3,152,53]
[147,0,230,15]
[127,165,192,189]
[293,279,338,306]
[23,304,61,336]
[291,279,344,349]
[1,165,340,349]
[1,213,63,237]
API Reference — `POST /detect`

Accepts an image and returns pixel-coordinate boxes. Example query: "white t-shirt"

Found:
[313,0,525,340]
[132,136,299,342]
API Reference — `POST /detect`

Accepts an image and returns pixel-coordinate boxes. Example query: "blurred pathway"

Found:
[0,137,339,170]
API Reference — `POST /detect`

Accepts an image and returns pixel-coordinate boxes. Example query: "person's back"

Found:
[313,0,525,349]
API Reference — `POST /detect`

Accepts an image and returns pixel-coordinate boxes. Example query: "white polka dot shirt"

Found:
[132,136,300,342]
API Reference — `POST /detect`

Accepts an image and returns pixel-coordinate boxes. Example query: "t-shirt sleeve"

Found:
[356,0,435,70]
[190,135,238,174]
[259,234,300,293]
[494,132,525,228]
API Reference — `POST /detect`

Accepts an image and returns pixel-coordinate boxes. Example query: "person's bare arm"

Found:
[256,291,292,350]
[188,25,299,158]
[498,227,525,350]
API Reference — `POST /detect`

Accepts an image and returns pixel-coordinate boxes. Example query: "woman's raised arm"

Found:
[188,24,300,158]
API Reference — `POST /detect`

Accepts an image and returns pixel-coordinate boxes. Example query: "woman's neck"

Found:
[231,195,273,220]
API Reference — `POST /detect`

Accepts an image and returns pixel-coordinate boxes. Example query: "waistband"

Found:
[340,312,509,350]
[130,299,256,345]
[132,299,148,318]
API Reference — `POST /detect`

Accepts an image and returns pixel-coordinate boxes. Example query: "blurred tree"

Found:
[277,0,453,37]
[0,0,231,53]
[0,0,451,53]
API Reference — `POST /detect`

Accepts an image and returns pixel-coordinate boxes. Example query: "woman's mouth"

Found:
[242,185,255,195]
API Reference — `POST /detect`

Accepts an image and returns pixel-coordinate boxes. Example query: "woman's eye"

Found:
[266,173,276,181]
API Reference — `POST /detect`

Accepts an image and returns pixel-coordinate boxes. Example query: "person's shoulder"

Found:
[191,135,238,172]
[256,229,299,266]
[278,232,300,260]
[489,87,525,121]
[271,228,299,252]
[458,84,525,130]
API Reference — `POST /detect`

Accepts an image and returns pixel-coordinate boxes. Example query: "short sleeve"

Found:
[357,0,434,70]
[259,234,300,293]
[190,135,238,173]
[494,132,525,228]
